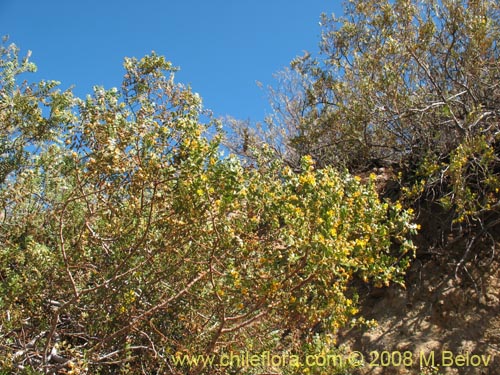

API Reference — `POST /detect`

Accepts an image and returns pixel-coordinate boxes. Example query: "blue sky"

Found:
[0,1,340,122]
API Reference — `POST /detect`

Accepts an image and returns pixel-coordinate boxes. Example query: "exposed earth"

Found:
[338,199,500,375]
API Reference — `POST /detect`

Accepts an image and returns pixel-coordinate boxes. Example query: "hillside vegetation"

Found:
[1,0,500,374]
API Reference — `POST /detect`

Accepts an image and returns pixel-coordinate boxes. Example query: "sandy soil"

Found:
[338,237,500,375]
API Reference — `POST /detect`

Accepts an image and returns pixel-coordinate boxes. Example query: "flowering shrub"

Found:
[0,43,416,374]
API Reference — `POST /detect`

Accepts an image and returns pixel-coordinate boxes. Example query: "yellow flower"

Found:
[299,173,316,186]
[270,281,280,292]
[355,238,367,247]
[302,155,314,165]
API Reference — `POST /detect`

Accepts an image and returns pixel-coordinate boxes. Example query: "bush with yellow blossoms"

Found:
[0,42,416,374]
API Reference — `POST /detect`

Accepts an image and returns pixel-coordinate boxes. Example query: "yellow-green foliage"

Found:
[0,44,416,374]
[261,0,500,229]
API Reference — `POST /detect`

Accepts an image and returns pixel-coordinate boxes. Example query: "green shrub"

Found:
[0,43,416,374]
[230,0,500,254]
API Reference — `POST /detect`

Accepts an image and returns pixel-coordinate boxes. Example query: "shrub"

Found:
[228,0,500,260]
[0,42,416,374]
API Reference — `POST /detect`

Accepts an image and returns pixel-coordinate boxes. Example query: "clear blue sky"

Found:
[0,1,340,122]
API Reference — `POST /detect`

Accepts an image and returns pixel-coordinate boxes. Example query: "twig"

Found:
[455,235,476,280]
